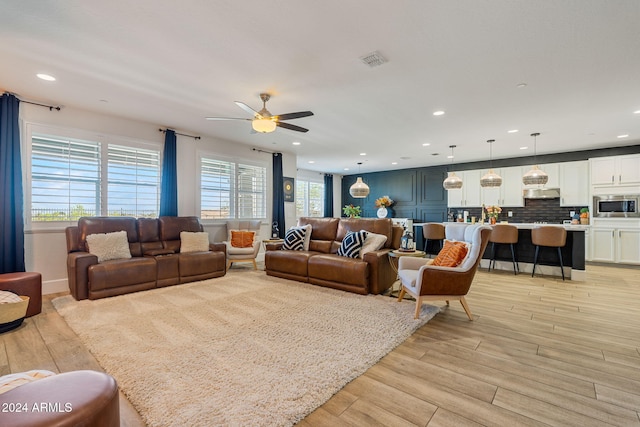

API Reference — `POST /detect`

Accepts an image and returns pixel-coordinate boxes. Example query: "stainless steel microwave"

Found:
[593,195,639,218]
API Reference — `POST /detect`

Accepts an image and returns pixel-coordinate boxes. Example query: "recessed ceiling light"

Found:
[343,168,350,171]
[634,110,640,114]
[516,83,527,88]
[36,73,56,81]
[447,155,454,159]
[433,111,445,116]
[391,162,398,165]
[617,134,629,138]
[508,129,519,133]
[422,143,431,146]
[308,160,315,164]
[520,146,528,150]
[292,142,301,145]
[359,152,366,156]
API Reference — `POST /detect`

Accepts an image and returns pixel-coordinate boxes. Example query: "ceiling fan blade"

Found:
[205,117,251,121]
[234,101,261,118]
[274,111,314,121]
[276,121,309,133]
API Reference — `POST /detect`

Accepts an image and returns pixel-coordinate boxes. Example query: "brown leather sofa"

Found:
[66,216,226,300]
[0,370,119,427]
[265,217,403,295]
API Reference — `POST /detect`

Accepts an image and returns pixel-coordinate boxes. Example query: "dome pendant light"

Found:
[443,145,463,190]
[349,162,370,198]
[522,132,549,186]
[480,139,502,187]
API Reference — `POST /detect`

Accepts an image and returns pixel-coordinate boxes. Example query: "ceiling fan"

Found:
[205,93,314,133]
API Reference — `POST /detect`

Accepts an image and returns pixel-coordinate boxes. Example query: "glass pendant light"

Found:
[349,162,370,198]
[443,145,463,190]
[480,139,502,187]
[522,132,549,186]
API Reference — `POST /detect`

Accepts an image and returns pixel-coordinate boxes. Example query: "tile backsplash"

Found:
[450,198,588,224]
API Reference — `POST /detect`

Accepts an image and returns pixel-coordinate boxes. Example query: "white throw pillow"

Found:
[180,231,210,253]
[359,232,388,258]
[86,230,132,263]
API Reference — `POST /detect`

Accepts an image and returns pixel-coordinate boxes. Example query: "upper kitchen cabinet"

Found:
[480,166,524,207]
[559,161,589,206]
[591,154,640,187]
[447,170,481,207]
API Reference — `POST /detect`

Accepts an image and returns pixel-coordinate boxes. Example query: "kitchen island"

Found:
[414,222,589,281]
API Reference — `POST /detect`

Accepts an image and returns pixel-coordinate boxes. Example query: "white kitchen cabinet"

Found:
[480,166,524,207]
[447,170,481,207]
[590,154,640,186]
[559,161,589,206]
[590,219,640,264]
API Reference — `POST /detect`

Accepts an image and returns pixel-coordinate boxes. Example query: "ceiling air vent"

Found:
[360,51,388,68]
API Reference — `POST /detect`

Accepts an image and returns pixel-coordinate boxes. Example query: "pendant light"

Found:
[349,162,370,198]
[480,139,502,187]
[443,145,463,190]
[522,132,549,186]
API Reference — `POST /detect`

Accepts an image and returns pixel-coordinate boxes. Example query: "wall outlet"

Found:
[508,211,513,217]
[569,210,576,217]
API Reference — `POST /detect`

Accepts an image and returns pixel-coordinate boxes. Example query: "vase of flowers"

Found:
[485,205,502,224]
[342,204,362,218]
[374,195,394,218]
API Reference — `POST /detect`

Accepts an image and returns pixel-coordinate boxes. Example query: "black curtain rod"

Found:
[21,99,61,111]
[158,128,201,140]
[252,148,277,154]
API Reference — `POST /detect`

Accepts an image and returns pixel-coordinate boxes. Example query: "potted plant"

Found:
[580,207,589,225]
[485,205,502,224]
[342,204,362,218]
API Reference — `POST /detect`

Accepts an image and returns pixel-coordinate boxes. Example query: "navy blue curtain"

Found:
[159,129,178,216]
[323,174,334,217]
[0,93,25,273]
[272,153,285,238]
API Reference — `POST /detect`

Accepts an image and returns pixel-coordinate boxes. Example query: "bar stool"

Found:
[422,223,445,257]
[488,224,519,274]
[531,226,567,281]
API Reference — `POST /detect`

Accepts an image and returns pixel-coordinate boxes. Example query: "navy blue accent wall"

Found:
[341,144,640,222]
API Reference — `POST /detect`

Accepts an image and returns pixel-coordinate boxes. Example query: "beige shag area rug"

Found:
[53,270,438,426]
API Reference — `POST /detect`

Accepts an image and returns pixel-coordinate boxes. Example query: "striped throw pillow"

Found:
[337,231,368,258]
[283,227,307,251]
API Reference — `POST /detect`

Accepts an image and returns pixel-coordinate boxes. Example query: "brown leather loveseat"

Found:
[265,217,402,295]
[66,216,226,300]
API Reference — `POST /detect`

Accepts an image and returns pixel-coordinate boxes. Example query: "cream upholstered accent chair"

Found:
[397,224,491,320]
[224,220,262,270]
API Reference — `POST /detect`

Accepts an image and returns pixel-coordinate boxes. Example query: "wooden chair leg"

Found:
[459,297,473,320]
[252,259,257,270]
[227,260,232,270]
[397,288,406,302]
[414,296,423,319]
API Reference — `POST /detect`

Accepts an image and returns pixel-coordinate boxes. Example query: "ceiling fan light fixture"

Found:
[252,118,276,133]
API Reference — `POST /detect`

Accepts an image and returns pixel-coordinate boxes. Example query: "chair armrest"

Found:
[265,242,284,251]
[67,252,98,301]
[415,264,476,296]
[398,256,430,270]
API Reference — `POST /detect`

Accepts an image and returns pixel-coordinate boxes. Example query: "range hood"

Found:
[523,188,561,199]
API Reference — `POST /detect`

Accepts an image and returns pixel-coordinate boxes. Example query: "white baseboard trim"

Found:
[43,278,68,295]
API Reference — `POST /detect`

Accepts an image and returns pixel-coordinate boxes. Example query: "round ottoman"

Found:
[0,272,42,317]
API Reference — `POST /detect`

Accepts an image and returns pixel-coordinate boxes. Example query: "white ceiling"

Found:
[2,0,639,174]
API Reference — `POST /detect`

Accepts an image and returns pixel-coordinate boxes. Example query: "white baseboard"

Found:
[43,278,68,295]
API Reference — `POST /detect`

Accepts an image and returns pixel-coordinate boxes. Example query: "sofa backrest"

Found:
[76,216,142,256]
[138,218,163,254]
[337,218,395,249]
[297,217,340,253]
[159,216,204,253]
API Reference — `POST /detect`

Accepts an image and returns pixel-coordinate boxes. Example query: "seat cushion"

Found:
[308,254,368,287]
[89,258,157,291]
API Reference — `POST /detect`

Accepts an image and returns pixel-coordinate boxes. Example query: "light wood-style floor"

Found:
[2,263,639,426]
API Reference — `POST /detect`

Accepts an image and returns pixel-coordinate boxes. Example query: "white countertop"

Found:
[414,222,590,231]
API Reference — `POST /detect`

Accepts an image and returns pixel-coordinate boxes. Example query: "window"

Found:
[29,130,161,223]
[296,180,324,217]
[200,156,266,219]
